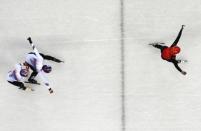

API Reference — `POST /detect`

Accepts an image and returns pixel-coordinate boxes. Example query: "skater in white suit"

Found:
[24,37,64,94]
[7,63,29,90]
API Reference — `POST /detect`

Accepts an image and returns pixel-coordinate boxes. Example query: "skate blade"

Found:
[26,87,34,91]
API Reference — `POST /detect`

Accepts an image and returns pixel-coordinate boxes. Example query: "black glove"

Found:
[49,88,53,94]
[181,71,187,75]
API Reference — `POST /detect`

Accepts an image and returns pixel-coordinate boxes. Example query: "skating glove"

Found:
[181,71,187,75]
[49,88,53,94]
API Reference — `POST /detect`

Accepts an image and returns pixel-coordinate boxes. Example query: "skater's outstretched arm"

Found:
[37,72,53,94]
[150,43,168,52]
[39,53,64,63]
[171,25,185,47]
[171,59,186,75]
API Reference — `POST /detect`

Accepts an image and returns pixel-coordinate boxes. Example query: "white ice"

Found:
[0,0,201,131]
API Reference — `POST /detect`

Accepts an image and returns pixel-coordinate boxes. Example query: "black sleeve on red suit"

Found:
[171,26,184,47]
[171,59,183,73]
[39,53,63,63]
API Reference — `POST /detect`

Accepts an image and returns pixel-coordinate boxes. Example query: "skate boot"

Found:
[19,86,26,90]
[28,79,38,84]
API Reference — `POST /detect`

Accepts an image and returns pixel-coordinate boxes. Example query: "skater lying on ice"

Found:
[150,25,187,75]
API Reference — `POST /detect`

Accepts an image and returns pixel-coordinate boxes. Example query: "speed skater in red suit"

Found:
[150,25,187,75]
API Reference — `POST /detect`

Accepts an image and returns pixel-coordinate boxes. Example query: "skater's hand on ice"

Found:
[49,88,53,94]
[182,25,185,28]
[181,71,187,75]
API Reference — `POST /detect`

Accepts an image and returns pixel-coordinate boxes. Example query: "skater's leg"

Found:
[28,71,38,82]
[8,81,26,90]
[27,63,38,83]
[169,59,186,75]
[171,25,185,47]
[39,53,63,63]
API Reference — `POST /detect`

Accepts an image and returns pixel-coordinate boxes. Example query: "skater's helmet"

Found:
[20,69,29,77]
[42,65,52,73]
[171,46,180,55]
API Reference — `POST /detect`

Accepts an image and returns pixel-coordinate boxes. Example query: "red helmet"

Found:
[171,46,180,55]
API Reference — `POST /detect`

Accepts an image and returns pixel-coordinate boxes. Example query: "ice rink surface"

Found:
[1,0,201,131]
